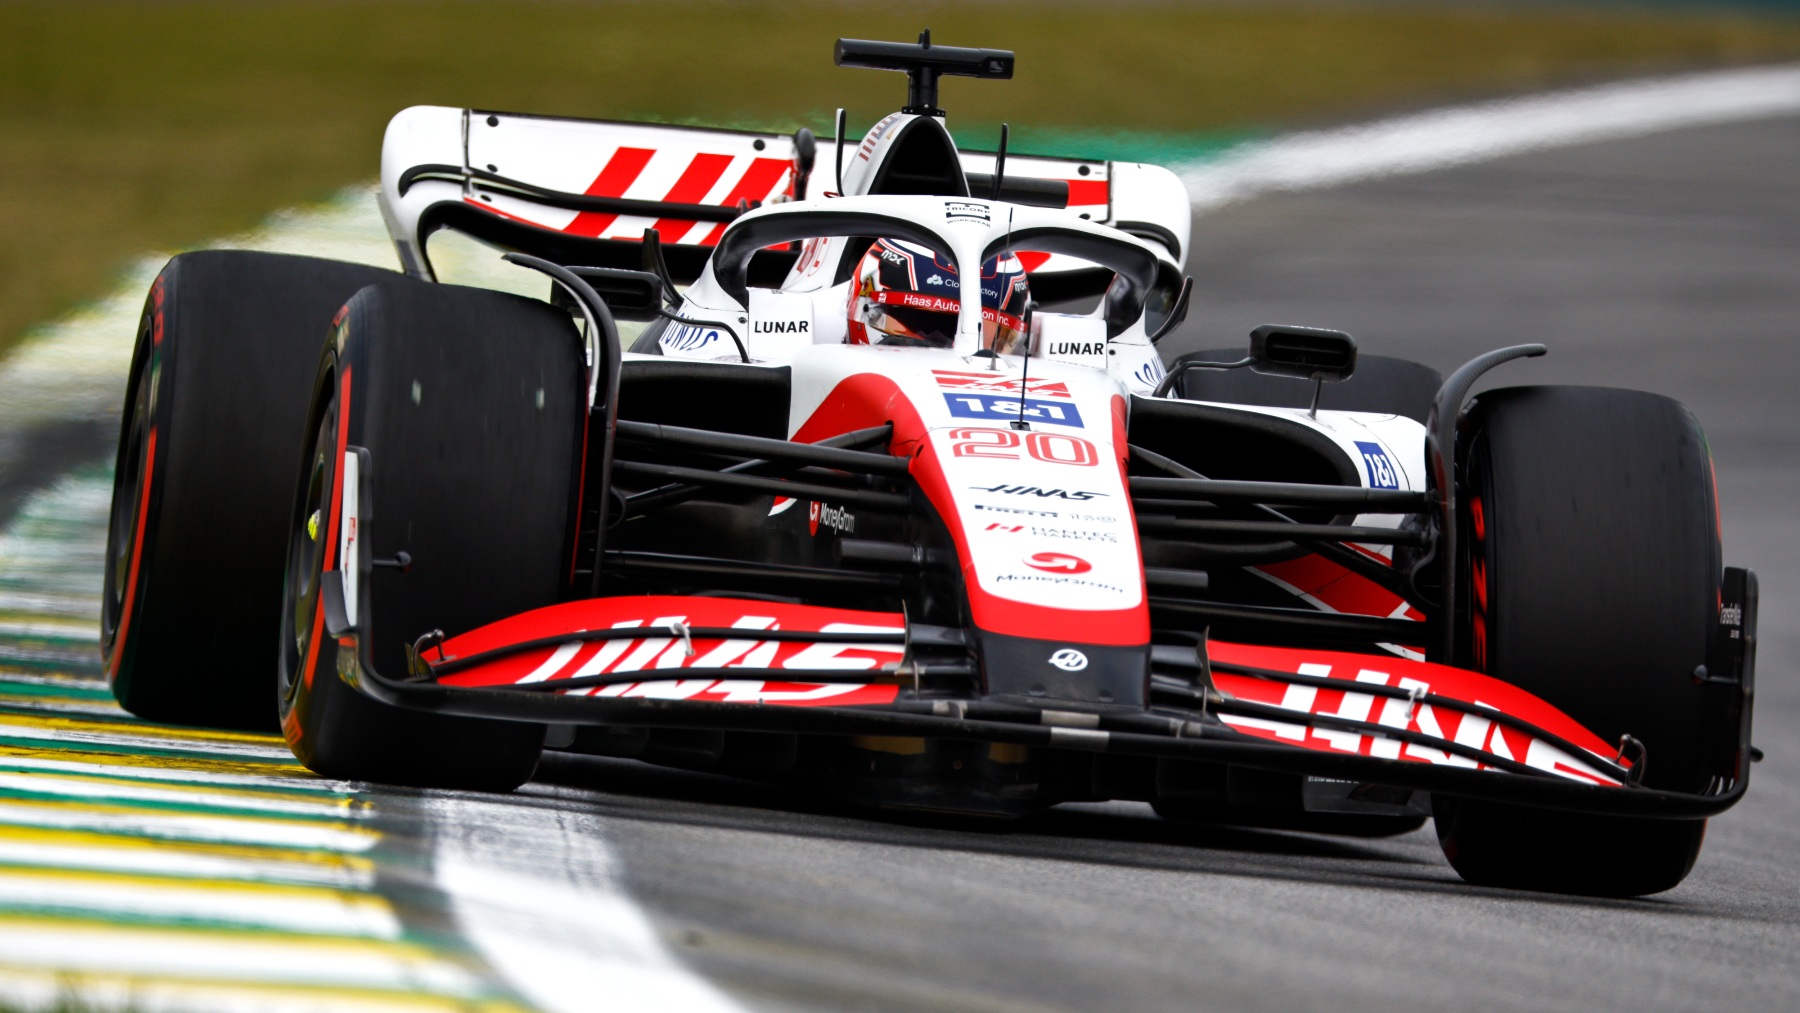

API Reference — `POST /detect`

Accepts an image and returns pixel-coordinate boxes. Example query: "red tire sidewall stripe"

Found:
[106,275,166,684]
[301,365,353,690]
[105,426,157,683]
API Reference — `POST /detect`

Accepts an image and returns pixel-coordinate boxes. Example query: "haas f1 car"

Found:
[102,35,1756,896]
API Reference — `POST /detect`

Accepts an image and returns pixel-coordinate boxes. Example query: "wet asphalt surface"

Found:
[519,114,1800,1011]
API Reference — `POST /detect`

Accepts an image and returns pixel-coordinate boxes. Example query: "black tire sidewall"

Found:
[276,279,586,792]
[1465,385,1719,792]
[277,336,545,793]
[102,251,397,731]
[1436,384,1719,896]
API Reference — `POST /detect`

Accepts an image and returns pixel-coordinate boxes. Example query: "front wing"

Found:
[323,593,1752,820]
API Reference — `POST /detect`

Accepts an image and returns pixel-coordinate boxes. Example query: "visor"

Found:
[866,290,1027,350]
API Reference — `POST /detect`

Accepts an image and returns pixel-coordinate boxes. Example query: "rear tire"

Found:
[278,278,584,791]
[1436,385,1719,896]
[102,251,395,730]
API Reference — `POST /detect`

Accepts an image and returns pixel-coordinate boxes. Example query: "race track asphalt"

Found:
[0,113,1794,1012]
[525,114,1800,1011]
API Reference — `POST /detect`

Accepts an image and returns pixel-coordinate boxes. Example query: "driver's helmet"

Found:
[847,239,1031,353]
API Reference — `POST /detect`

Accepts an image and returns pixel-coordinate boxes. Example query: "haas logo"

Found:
[1048,649,1089,672]
[1024,552,1092,574]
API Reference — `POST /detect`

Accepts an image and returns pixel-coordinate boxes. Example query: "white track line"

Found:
[0,869,400,938]
[0,839,371,889]
[429,793,745,1013]
[0,772,357,816]
[0,720,299,760]
[1179,62,1800,210]
[0,803,375,852]
[0,754,345,792]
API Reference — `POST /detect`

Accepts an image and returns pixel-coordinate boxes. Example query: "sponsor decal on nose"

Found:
[808,501,854,536]
[972,484,1106,501]
[1024,551,1092,574]
[943,393,1085,428]
[1355,440,1401,490]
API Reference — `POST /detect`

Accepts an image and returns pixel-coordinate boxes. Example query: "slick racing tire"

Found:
[1436,385,1719,897]
[1170,348,1441,423]
[102,251,395,731]
[278,278,584,791]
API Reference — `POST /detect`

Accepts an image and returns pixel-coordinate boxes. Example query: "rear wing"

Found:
[379,106,1189,288]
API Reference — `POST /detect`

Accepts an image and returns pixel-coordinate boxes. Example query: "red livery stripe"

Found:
[1066,179,1109,207]
[1208,640,1620,783]
[698,157,794,245]
[565,146,657,237]
[647,152,734,243]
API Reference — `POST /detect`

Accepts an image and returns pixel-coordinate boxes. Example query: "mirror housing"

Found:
[1147,276,1193,344]
[792,127,816,200]
[1249,324,1357,382]
[564,266,664,321]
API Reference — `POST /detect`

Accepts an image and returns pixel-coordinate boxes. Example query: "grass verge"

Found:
[3,0,1799,355]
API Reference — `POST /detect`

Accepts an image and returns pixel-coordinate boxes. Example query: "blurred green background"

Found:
[3,0,1799,355]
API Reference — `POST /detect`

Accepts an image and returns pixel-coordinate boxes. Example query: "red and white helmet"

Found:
[846,239,1031,353]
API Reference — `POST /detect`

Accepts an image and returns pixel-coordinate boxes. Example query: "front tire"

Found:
[278,278,585,791]
[1436,385,1720,896]
[1433,798,1705,896]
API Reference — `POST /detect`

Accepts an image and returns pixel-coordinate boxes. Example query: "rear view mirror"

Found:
[1249,324,1357,382]
[792,127,816,200]
[1147,276,1193,344]
[564,266,665,320]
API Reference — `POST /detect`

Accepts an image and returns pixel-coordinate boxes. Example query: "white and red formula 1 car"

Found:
[103,34,1756,896]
